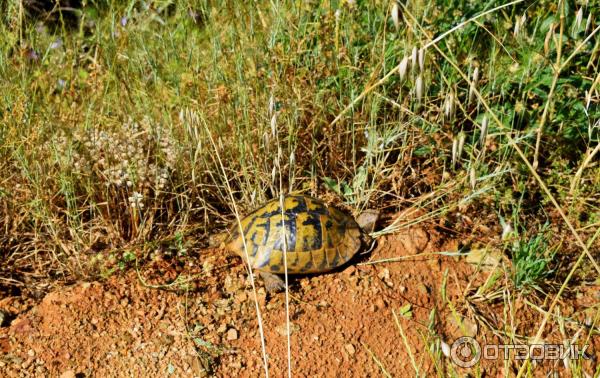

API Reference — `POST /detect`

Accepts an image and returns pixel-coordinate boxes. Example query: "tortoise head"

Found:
[356,209,379,234]
[356,209,379,250]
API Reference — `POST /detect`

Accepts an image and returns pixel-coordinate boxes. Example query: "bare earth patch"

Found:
[1,225,597,377]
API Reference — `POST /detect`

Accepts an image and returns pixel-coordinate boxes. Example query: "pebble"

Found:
[377,268,390,281]
[27,349,35,357]
[21,358,33,369]
[275,322,300,336]
[344,343,356,355]
[60,370,76,378]
[226,328,238,341]
[235,291,248,303]
[343,266,356,276]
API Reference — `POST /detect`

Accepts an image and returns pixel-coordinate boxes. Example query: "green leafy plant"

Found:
[510,226,556,291]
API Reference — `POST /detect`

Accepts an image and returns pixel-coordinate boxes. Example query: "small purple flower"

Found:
[35,22,47,34]
[50,38,62,49]
[26,49,39,61]
[120,17,128,27]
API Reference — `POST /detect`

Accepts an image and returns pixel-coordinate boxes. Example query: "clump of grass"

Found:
[509,225,556,292]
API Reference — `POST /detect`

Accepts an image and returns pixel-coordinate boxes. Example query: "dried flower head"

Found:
[415,74,424,101]
[480,116,488,147]
[469,66,479,104]
[574,8,583,31]
[70,117,177,198]
[444,91,455,122]
[391,2,400,30]
[451,137,458,167]
[411,46,418,73]
[398,56,409,82]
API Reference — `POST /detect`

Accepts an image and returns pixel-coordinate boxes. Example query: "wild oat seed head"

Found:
[544,24,555,54]
[501,223,513,240]
[391,2,400,30]
[575,8,583,31]
[398,56,409,82]
[418,48,425,72]
[444,92,455,121]
[469,66,479,104]
[441,341,451,357]
[451,138,458,166]
[480,116,489,147]
[513,14,526,38]
[268,95,275,115]
[415,74,424,101]
[271,114,277,137]
[411,46,418,73]
[457,133,465,162]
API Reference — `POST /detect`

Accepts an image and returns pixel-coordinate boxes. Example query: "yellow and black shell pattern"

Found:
[224,195,363,274]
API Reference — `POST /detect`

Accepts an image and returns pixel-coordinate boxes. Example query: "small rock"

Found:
[344,343,356,355]
[60,371,76,378]
[275,322,300,336]
[21,358,33,369]
[224,276,236,293]
[235,291,248,303]
[343,266,356,276]
[377,268,390,281]
[251,289,267,307]
[217,323,227,334]
[226,328,238,341]
[27,349,35,357]
[374,298,386,310]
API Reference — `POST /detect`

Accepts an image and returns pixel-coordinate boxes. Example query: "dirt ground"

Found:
[1,223,598,377]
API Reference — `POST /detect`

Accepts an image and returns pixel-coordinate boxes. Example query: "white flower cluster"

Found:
[66,117,177,207]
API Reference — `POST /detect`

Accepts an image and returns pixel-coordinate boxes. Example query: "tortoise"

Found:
[211,194,378,292]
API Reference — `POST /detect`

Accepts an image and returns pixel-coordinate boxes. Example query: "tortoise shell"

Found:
[224,195,364,274]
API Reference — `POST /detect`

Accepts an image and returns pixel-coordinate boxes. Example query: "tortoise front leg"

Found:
[257,271,286,293]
